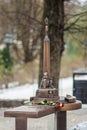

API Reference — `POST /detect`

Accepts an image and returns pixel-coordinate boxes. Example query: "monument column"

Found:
[43,18,50,76]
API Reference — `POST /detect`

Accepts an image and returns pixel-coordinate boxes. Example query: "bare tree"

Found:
[0,0,42,62]
[39,0,87,90]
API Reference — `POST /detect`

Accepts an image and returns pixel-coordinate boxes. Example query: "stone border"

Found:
[0,99,26,107]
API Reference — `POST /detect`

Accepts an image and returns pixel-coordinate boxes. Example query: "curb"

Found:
[0,99,26,107]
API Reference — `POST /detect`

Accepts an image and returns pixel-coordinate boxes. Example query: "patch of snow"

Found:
[69,122,87,130]
[59,77,73,96]
[0,83,38,100]
[0,76,87,100]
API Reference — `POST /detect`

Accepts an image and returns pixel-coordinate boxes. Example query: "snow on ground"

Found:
[0,83,38,100]
[59,77,73,96]
[70,122,87,130]
[0,76,87,100]
[0,76,87,130]
[0,77,73,100]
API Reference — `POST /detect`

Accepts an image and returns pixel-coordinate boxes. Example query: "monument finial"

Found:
[45,17,48,35]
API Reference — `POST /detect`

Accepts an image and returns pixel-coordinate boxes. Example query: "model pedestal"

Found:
[33,88,58,102]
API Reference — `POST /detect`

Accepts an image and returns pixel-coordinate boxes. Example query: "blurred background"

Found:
[0,1,87,130]
[0,0,87,88]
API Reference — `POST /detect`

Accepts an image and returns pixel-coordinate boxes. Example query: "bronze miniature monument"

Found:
[4,18,82,130]
[33,18,58,102]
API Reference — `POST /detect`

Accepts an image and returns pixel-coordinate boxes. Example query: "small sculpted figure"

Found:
[40,72,54,89]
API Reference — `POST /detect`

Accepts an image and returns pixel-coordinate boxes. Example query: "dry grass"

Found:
[60,54,85,78]
[0,57,39,86]
[14,54,85,84]
[0,53,85,86]
[13,58,39,84]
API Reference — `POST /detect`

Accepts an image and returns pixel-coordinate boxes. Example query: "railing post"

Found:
[16,117,27,130]
[54,111,67,130]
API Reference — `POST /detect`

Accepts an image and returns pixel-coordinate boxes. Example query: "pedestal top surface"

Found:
[4,100,82,118]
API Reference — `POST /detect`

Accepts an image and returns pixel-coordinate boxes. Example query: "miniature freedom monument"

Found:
[32,18,58,102]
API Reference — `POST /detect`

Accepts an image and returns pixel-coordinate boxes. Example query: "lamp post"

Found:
[4,34,13,68]
[4,33,13,88]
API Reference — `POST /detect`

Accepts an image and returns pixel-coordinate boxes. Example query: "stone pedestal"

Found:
[36,88,58,98]
[32,88,59,102]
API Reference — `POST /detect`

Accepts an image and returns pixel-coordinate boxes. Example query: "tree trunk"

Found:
[22,36,33,62]
[39,0,65,91]
[15,0,38,63]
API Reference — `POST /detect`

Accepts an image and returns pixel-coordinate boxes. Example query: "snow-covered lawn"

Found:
[0,83,38,100]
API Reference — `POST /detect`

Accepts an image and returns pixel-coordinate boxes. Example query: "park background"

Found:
[0,0,87,87]
[0,0,87,130]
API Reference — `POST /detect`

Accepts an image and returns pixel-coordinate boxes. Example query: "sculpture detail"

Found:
[40,72,54,88]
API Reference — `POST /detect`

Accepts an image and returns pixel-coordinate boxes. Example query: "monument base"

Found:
[33,97,59,102]
[36,88,58,98]
[31,88,59,102]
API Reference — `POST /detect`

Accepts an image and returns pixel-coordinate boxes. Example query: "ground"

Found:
[60,54,85,78]
[0,53,85,88]
[0,105,87,130]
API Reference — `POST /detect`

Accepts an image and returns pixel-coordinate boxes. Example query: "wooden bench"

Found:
[4,100,81,130]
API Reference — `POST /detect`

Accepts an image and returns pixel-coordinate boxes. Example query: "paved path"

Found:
[67,105,87,130]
